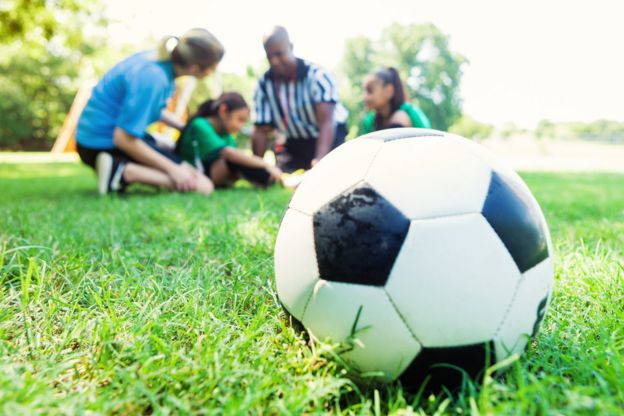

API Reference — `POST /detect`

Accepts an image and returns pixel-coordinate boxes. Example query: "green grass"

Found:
[1,162,623,414]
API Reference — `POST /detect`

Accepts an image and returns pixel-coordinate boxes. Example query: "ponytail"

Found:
[374,67,406,114]
[194,99,219,118]
[157,28,224,69]
[157,35,179,60]
[192,92,247,119]
[372,67,407,130]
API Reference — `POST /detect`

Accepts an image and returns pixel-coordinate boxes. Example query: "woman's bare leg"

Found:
[123,162,175,189]
[123,162,214,195]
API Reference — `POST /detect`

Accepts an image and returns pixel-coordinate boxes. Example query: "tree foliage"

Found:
[448,115,493,140]
[341,23,466,134]
[535,119,624,143]
[188,66,259,115]
[340,36,375,134]
[0,0,109,149]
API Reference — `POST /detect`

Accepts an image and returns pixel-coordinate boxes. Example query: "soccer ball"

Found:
[274,128,554,389]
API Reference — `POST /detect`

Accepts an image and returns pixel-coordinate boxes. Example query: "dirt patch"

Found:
[0,152,79,163]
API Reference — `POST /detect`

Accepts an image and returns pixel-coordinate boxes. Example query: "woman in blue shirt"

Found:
[76,28,223,195]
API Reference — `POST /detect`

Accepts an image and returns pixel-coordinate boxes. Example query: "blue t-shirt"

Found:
[76,50,176,149]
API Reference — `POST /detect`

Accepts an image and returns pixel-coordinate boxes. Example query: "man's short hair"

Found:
[263,25,290,48]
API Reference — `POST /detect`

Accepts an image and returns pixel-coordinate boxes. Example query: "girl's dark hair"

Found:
[177,92,248,149]
[373,67,407,129]
[193,91,248,118]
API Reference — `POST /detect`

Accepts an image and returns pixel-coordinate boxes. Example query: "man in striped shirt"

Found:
[251,26,348,172]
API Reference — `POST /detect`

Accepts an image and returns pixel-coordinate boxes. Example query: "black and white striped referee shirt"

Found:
[253,58,347,140]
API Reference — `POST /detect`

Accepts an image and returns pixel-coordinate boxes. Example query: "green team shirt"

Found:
[178,117,237,165]
[362,102,431,134]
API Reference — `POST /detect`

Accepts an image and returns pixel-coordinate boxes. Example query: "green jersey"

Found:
[362,102,431,134]
[177,117,236,165]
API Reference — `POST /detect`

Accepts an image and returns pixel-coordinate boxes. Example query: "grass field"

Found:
[1,162,623,415]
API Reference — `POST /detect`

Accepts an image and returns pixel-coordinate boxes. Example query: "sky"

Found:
[106,0,624,128]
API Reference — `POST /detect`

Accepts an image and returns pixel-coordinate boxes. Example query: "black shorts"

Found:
[275,122,347,173]
[76,134,182,170]
[201,157,272,187]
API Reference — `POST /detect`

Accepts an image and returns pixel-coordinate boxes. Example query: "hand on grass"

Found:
[169,162,198,192]
[266,165,284,182]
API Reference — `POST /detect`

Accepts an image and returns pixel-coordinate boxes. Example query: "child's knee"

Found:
[122,163,138,183]
[195,174,214,196]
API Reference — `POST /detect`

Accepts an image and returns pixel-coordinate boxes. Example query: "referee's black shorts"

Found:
[275,122,347,172]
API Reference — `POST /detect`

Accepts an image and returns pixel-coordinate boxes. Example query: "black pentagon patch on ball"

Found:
[362,127,443,142]
[399,341,496,392]
[313,183,409,286]
[482,171,549,273]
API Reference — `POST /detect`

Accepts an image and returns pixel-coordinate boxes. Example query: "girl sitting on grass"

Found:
[176,92,283,188]
[361,67,431,133]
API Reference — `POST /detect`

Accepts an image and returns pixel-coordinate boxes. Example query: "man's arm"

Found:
[313,102,336,164]
[251,125,274,157]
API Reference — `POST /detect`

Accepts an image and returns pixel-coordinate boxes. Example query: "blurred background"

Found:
[1,0,622,171]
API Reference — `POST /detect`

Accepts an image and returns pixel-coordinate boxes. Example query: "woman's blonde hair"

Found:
[158,28,224,69]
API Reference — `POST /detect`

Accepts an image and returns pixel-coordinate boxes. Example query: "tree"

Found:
[535,119,555,139]
[448,115,493,140]
[533,119,624,143]
[341,23,466,133]
[0,0,110,149]
[188,66,259,115]
[340,36,375,134]
[0,0,101,44]
[498,122,528,139]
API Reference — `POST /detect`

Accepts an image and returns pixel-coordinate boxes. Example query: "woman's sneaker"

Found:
[95,153,126,195]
